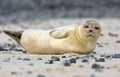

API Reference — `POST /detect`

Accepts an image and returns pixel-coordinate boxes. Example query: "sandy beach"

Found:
[0,18,120,77]
[0,0,120,77]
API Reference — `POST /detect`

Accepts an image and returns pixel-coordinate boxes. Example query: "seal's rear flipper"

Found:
[3,30,23,44]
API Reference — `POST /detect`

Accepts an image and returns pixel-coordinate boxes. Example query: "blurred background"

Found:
[0,0,120,30]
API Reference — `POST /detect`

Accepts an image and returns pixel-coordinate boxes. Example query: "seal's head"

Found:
[81,20,101,41]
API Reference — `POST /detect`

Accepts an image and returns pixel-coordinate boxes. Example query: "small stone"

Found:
[61,55,66,58]
[91,52,96,54]
[79,65,84,68]
[91,63,101,69]
[95,69,103,72]
[69,58,76,63]
[76,56,80,59]
[37,58,42,60]
[100,34,104,36]
[98,44,103,47]
[107,67,110,69]
[108,32,118,37]
[45,60,54,64]
[17,57,22,60]
[116,40,120,43]
[106,55,112,59]
[27,71,32,74]
[0,47,5,51]
[4,57,10,62]
[11,72,17,75]
[51,56,60,61]
[82,59,89,62]
[90,74,96,77]
[63,60,71,66]
[89,54,94,58]
[100,54,106,57]
[37,74,45,77]
[81,55,89,59]
[23,58,30,61]
[22,51,27,53]
[29,63,34,66]
[112,54,120,58]
[100,53,109,58]
[8,39,12,41]
[95,58,105,62]
[13,48,23,51]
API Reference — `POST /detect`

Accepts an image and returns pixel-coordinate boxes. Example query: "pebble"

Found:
[63,60,71,66]
[100,33,104,36]
[97,44,103,47]
[81,55,89,59]
[105,55,112,59]
[51,56,60,61]
[95,58,105,62]
[89,54,94,58]
[69,58,76,63]
[17,57,22,60]
[107,67,110,69]
[13,48,23,51]
[116,40,120,43]
[91,63,101,69]
[90,74,96,77]
[37,74,45,77]
[91,52,96,54]
[76,56,80,59]
[11,72,17,75]
[112,54,120,58]
[4,57,10,62]
[29,63,34,66]
[37,58,43,60]
[22,51,27,53]
[27,71,32,74]
[100,53,111,59]
[61,55,66,58]
[23,58,30,61]
[108,32,118,37]
[45,60,54,64]
[79,65,84,68]
[82,58,89,62]
[0,47,6,51]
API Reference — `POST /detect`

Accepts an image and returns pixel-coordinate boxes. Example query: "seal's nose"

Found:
[89,29,93,33]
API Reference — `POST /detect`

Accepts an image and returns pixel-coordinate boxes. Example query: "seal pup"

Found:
[4,20,101,54]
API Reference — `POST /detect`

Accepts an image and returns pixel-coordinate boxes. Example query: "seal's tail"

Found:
[3,30,23,44]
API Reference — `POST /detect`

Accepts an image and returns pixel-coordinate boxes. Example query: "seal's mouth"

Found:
[88,34,94,36]
[87,34,96,38]
[87,33,94,36]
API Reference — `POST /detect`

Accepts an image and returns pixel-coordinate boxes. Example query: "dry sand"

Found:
[0,18,120,77]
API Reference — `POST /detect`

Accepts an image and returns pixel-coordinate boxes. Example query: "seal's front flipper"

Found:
[49,29,69,39]
[4,30,23,44]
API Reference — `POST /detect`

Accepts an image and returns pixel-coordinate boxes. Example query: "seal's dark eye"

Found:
[84,26,89,28]
[94,27,99,30]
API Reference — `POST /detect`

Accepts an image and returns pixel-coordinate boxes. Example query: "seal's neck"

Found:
[74,26,97,45]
